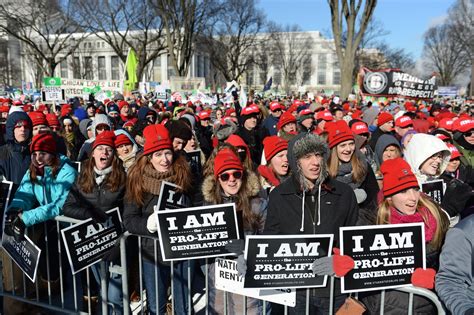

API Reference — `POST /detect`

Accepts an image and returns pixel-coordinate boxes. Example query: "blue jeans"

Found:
[91,262,126,315]
[143,259,195,315]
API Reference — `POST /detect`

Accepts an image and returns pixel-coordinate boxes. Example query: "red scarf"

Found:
[390,206,437,243]
[257,165,280,187]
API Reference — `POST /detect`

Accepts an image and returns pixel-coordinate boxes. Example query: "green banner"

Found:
[43,77,61,87]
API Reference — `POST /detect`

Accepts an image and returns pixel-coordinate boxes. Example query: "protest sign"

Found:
[421,180,444,203]
[437,86,458,97]
[340,223,425,293]
[170,77,205,93]
[2,234,41,282]
[359,68,436,99]
[215,258,296,307]
[186,150,202,175]
[156,181,188,210]
[157,204,239,261]
[0,180,12,214]
[61,208,122,274]
[60,79,122,99]
[243,235,333,289]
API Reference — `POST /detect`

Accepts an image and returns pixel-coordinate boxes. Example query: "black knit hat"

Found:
[165,119,192,141]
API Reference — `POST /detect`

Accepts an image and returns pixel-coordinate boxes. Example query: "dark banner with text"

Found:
[61,208,122,274]
[156,181,189,210]
[340,223,425,293]
[359,68,437,99]
[157,204,239,261]
[243,235,333,289]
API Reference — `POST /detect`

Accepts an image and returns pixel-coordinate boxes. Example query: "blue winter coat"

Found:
[9,154,78,226]
[0,111,32,187]
[262,115,279,136]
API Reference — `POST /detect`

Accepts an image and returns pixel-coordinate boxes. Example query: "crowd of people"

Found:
[0,92,472,315]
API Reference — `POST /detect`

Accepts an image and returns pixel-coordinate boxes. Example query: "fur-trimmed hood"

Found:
[201,169,261,203]
[288,132,329,191]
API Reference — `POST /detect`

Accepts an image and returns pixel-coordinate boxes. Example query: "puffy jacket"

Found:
[9,155,78,226]
[0,111,32,188]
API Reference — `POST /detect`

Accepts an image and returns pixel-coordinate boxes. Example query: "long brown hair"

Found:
[29,155,61,183]
[328,146,366,184]
[376,194,449,250]
[78,152,126,194]
[125,151,191,206]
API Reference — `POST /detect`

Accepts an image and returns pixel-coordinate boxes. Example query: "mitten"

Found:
[411,267,436,289]
[4,211,19,236]
[89,208,109,224]
[312,248,355,277]
[236,254,247,277]
[353,188,367,204]
[225,239,245,256]
[146,213,158,233]
[102,244,121,262]
[441,179,472,217]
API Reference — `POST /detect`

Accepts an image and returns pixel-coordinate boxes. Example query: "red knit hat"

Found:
[453,117,474,133]
[327,120,354,148]
[114,134,133,147]
[263,136,288,162]
[30,133,56,154]
[352,110,363,120]
[28,112,48,127]
[143,124,172,155]
[93,130,116,150]
[438,118,454,131]
[316,110,333,121]
[381,158,419,197]
[241,106,259,116]
[46,113,60,127]
[213,148,243,177]
[277,111,296,130]
[269,101,284,112]
[118,100,129,111]
[197,111,210,120]
[351,121,369,135]
[395,116,413,128]
[377,112,394,127]
[446,143,462,160]
[225,134,250,159]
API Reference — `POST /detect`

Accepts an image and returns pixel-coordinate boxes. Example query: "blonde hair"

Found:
[376,194,449,250]
[328,146,366,184]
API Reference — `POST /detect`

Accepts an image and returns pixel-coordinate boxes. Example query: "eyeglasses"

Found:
[429,153,443,161]
[219,170,243,182]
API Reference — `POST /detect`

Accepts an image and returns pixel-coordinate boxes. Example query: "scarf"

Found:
[336,162,360,189]
[65,132,75,145]
[119,148,137,172]
[390,206,437,243]
[257,165,280,187]
[94,166,112,186]
[142,163,175,195]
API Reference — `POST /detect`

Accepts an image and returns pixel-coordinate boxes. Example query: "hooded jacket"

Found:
[263,133,358,297]
[0,111,33,188]
[9,155,78,226]
[404,133,450,185]
[374,134,401,166]
[77,114,113,161]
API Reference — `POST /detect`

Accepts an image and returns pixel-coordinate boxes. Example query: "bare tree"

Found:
[328,0,377,99]
[73,0,165,87]
[423,24,468,85]
[152,0,219,77]
[0,0,87,78]
[446,0,473,95]
[376,43,415,72]
[268,23,314,95]
[203,0,265,82]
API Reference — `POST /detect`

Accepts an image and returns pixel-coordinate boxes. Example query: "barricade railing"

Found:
[0,216,447,315]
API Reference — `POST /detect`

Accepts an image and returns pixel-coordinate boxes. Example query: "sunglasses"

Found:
[219,170,243,182]
[464,131,474,137]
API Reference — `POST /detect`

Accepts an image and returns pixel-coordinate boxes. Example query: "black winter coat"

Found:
[62,181,125,220]
[263,175,359,298]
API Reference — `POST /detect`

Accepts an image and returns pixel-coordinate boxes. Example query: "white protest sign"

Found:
[215,258,296,307]
[43,87,64,101]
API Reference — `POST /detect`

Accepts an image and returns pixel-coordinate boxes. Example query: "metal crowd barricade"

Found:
[0,217,447,315]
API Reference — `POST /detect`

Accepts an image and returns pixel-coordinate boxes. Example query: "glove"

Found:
[441,179,472,217]
[4,213,26,242]
[353,188,367,204]
[89,208,109,224]
[146,213,158,233]
[102,243,121,262]
[411,267,436,289]
[225,239,245,256]
[236,254,247,277]
[311,248,355,277]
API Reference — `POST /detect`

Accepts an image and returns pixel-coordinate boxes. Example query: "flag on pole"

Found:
[263,77,272,92]
[239,88,248,107]
[124,48,138,92]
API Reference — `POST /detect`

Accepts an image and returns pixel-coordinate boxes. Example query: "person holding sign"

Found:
[264,132,358,314]
[63,130,127,314]
[360,158,449,314]
[326,121,379,225]
[201,146,268,314]
[405,133,471,225]
[123,124,193,315]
